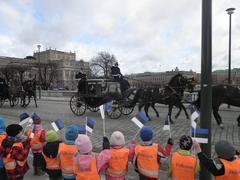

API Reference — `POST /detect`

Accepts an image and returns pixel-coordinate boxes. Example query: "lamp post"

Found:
[226,8,235,85]
[37,44,41,99]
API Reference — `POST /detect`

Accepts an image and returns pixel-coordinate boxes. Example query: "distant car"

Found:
[58,87,65,90]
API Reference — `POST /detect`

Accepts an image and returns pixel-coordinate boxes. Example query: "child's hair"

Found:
[179,135,193,150]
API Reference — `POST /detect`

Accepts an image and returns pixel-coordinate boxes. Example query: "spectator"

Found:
[58,125,78,180]
[0,124,31,180]
[42,130,62,180]
[131,126,173,180]
[0,117,7,180]
[193,140,240,179]
[168,135,200,180]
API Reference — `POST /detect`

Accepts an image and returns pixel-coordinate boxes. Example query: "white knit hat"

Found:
[110,131,125,146]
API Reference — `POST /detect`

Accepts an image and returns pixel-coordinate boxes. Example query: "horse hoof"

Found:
[219,124,224,129]
[170,120,175,124]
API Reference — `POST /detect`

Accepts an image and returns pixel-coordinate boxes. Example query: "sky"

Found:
[0,0,239,75]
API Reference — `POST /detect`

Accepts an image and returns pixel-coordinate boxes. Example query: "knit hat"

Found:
[65,125,78,141]
[215,140,235,160]
[19,112,30,122]
[6,124,23,137]
[140,126,153,141]
[0,117,6,134]
[46,130,59,142]
[110,131,125,146]
[179,135,193,150]
[75,135,92,154]
[31,112,41,124]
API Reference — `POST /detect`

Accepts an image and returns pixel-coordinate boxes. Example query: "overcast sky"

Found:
[0,0,239,74]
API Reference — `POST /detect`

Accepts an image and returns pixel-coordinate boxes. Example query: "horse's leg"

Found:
[212,104,223,128]
[237,114,240,127]
[168,104,174,124]
[34,94,37,108]
[175,105,182,119]
[181,103,189,119]
[138,103,144,112]
[151,103,159,118]
[144,103,151,121]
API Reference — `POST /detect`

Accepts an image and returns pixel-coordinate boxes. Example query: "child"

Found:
[0,117,7,180]
[42,130,62,180]
[58,125,78,180]
[29,112,46,176]
[168,135,200,180]
[193,140,240,179]
[0,124,31,180]
[131,126,173,180]
[73,134,111,180]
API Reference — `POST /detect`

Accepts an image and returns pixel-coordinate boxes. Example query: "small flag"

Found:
[191,128,209,144]
[75,124,86,134]
[86,117,95,133]
[100,102,113,119]
[51,119,64,132]
[190,106,200,129]
[131,112,149,128]
[163,115,170,131]
[19,113,33,126]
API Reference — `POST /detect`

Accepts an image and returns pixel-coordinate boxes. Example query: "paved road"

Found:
[0,99,240,180]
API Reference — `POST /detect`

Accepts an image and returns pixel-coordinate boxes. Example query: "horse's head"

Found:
[185,77,196,92]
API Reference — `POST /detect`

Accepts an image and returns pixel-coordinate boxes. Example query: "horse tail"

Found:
[130,88,142,107]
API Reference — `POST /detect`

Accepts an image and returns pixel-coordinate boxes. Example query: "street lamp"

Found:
[226,8,235,85]
[37,44,41,99]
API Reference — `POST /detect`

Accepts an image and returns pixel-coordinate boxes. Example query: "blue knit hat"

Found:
[140,126,153,141]
[0,117,6,134]
[65,125,78,141]
[31,112,41,124]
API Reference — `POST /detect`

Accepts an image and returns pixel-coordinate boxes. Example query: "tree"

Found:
[90,51,117,78]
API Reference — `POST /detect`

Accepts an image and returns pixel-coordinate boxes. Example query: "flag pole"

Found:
[103,107,106,137]
[133,128,141,140]
[168,115,172,138]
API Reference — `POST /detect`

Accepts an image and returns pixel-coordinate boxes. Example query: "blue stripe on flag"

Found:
[136,112,149,124]
[192,128,209,135]
[87,117,95,129]
[75,124,86,134]
[55,119,64,130]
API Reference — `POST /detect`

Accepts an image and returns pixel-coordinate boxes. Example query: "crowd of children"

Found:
[0,114,240,180]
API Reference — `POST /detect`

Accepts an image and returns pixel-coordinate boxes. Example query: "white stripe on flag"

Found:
[51,122,59,132]
[191,111,199,121]
[86,126,93,133]
[100,105,105,119]
[19,117,32,126]
[192,137,208,144]
[163,125,170,131]
[131,117,144,129]
[191,120,197,129]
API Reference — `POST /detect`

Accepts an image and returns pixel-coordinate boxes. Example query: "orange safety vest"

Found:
[42,153,60,170]
[29,129,44,153]
[215,158,240,180]
[134,143,159,178]
[3,142,27,171]
[74,154,100,180]
[58,143,77,174]
[171,152,197,180]
[0,133,6,145]
[106,147,129,177]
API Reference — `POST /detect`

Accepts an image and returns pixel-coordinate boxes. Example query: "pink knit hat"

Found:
[110,131,125,146]
[75,135,92,154]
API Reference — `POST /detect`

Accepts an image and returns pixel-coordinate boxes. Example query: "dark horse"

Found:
[0,77,14,107]
[21,79,37,108]
[131,74,195,121]
[194,84,240,128]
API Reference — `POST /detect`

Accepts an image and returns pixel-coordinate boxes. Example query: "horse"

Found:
[0,77,14,107]
[194,84,240,128]
[131,74,195,121]
[21,79,37,108]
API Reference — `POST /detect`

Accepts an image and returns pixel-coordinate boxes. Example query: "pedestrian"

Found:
[42,130,62,180]
[0,124,31,180]
[131,126,173,180]
[100,131,131,180]
[168,135,200,180]
[193,140,240,179]
[73,134,111,180]
[0,117,8,180]
[58,125,78,180]
[28,112,46,176]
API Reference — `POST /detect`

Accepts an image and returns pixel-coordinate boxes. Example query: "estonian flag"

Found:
[51,119,64,132]
[75,124,86,134]
[191,128,209,144]
[19,113,33,126]
[163,115,170,131]
[86,117,95,133]
[100,102,113,119]
[131,112,149,128]
[190,105,200,129]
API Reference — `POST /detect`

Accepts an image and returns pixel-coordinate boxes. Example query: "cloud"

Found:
[0,0,239,74]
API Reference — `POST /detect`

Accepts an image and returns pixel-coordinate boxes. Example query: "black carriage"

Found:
[69,79,135,119]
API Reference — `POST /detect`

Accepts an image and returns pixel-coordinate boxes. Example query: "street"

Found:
[0,99,240,180]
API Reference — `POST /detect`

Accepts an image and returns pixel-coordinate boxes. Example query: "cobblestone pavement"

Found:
[0,99,239,180]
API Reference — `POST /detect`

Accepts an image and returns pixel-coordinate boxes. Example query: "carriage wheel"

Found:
[70,95,86,116]
[106,101,122,119]
[88,107,99,112]
[0,98,4,107]
[120,104,134,115]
